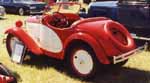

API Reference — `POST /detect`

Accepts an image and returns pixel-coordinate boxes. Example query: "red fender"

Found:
[64,32,110,64]
[5,27,43,55]
[104,21,136,52]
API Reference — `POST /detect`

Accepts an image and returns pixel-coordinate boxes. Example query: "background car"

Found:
[0,0,46,15]
[0,6,5,17]
[79,0,150,46]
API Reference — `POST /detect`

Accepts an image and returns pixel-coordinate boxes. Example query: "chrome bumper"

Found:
[113,43,148,64]
[30,10,44,14]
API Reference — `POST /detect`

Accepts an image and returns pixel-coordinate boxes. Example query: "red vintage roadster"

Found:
[5,2,137,78]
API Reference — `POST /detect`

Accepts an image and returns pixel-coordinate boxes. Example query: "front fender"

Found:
[64,32,110,64]
[5,27,43,55]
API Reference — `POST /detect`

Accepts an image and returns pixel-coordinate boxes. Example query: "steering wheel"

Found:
[52,12,68,27]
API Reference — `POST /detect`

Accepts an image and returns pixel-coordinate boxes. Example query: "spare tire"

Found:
[104,20,136,52]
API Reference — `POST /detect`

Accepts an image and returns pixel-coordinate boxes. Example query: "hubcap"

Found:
[73,50,93,75]
[19,8,24,15]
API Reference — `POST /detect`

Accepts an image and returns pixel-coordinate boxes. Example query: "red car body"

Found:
[5,2,136,78]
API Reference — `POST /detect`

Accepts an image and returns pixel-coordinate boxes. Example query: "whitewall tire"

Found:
[67,44,98,79]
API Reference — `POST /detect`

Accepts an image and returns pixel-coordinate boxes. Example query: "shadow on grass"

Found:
[24,55,150,83]
[24,55,64,71]
[92,67,150,83]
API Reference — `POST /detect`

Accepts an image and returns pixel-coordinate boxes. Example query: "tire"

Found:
[104,21,136,52]
[18,8,24,16]
[67,44,98,79]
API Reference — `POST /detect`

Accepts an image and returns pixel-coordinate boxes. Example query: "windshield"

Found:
[14,0,34,3]
[46,2,81,14]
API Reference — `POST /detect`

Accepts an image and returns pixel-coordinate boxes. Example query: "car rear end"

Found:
[100,20,146,64]
[75,17,144,65]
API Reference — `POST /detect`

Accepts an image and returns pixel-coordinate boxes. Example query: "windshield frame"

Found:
[50,2,81,14]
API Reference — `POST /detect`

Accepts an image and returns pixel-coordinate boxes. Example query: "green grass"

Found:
[0,14,150,83]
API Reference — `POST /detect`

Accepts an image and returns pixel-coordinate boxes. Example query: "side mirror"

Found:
[80,8,86,13]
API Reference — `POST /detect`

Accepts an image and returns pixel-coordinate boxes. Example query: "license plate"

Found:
[11,41,26,64]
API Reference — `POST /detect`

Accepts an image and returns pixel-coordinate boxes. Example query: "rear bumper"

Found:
[113,43,148,64]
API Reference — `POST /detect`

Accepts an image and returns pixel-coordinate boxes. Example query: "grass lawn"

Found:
[0,14,150,83]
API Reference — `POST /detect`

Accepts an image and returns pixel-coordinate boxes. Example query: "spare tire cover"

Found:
[104,20,136,52]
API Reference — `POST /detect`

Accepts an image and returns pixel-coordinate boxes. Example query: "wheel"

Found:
[18,8,24,16]
[67,44,98,79]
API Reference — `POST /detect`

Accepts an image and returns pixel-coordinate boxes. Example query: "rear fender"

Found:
[64,32,110,64]
[5,27,43,55]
